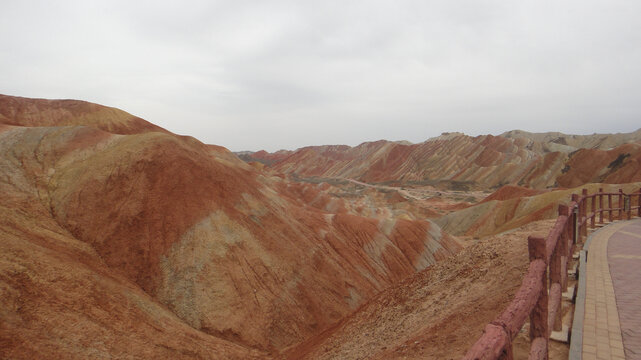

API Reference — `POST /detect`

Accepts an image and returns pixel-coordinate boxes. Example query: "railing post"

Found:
[571,194,580,245]
[528,236,548,359]
[565,204,574,257]
[549,215,564,333]
[559,204,569,292]
[609,193,613,222]
[625,195,631,220]
[549,243,561,296]
[591,194,596,228]
[599,188,604,224]
[638,188,641,218]
[619,189,624,220]
[572,206,578,254]
[582,189,589,239]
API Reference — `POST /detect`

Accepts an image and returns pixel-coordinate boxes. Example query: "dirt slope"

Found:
[284,220,558,360]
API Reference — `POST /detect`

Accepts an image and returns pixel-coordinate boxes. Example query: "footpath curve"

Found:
[463,187,641,359]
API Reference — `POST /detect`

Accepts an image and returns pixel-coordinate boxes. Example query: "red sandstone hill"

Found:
[0,94,169,135]
[243,130,641,190]
[556,143,641,187]
[0,95,461,358]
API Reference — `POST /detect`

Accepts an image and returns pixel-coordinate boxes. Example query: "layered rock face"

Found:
[245,130,641,190]
[248,136,546,188]
[0,126,265,359]
[0,95,461,357]
[556,143,641,187]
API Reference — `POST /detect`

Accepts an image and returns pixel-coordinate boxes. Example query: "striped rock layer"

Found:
[245,130,641,190]
[0,95,461,358]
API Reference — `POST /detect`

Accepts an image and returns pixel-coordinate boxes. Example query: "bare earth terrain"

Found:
[2,94,640,359]
[285,219,559,359]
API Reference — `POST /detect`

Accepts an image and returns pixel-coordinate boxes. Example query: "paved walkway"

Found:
[581,219,641,360]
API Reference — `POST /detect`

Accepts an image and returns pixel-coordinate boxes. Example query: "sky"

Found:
[1,1,641,152]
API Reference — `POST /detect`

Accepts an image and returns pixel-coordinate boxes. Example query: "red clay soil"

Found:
[282,220,567,360]
[0,206,266,360]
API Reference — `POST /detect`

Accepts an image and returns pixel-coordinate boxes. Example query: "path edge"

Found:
[569,223,611,360]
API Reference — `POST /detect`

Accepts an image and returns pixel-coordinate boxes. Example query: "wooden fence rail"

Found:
[462,187,641,360]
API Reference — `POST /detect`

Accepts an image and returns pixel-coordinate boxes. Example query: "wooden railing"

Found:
[462,187,641,360]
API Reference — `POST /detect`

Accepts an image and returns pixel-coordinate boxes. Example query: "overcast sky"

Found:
[2,1,640,151]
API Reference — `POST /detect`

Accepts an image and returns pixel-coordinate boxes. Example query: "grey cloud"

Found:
[1,0,640,151]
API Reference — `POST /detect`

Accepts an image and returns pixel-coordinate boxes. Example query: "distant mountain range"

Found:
[239,129,641,190]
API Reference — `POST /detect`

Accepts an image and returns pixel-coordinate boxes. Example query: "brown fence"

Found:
[462,187,641,360]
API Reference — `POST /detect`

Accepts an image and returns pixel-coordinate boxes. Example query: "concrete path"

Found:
[579,219,641,360]
[608,219,641,359]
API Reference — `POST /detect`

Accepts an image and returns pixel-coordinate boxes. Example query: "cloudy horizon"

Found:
[2,0,641,152]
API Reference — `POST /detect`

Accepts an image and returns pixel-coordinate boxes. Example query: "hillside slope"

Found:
[284,220,559,360]
[0,95,462,356]
[0,127,264,359]
[436,182,641,237]
[0,94,168,135]
[556,143,641,187]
